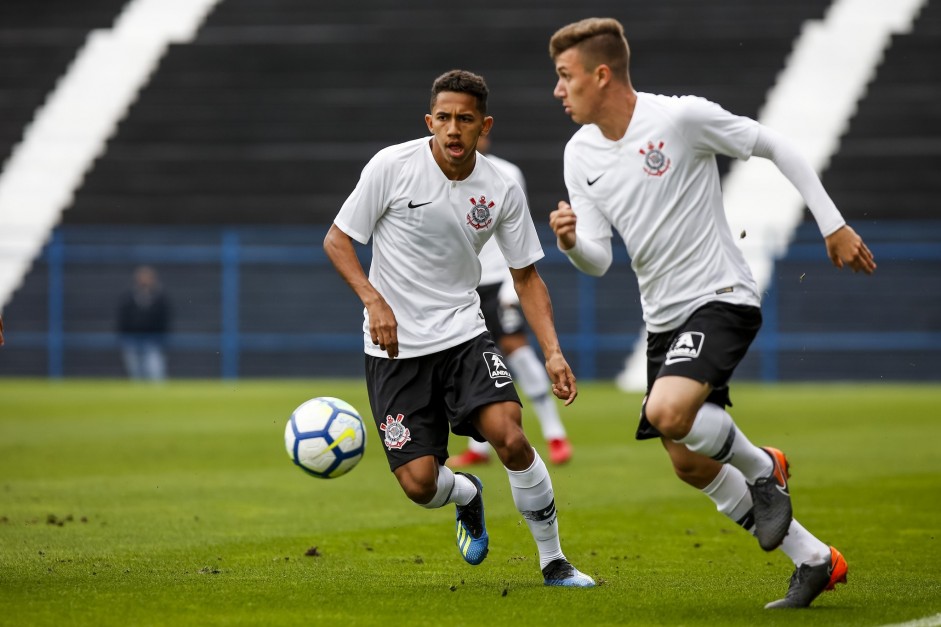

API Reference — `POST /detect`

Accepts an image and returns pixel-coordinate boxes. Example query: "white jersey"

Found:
[335,137,544,358]
[564,93,762,332]
[477,152,527,287]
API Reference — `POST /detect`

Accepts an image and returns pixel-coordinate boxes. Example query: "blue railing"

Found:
[7,222,941,380]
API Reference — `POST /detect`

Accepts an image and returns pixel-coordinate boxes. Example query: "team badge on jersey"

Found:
[467,196,495,230]
[664,332,704,365]
[483,351,513,387]
[380,413,412,450]
[640,140,671,177]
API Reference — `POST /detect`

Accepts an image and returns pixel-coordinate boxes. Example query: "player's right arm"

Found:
[323,225,398,358]
[550,140,614,276]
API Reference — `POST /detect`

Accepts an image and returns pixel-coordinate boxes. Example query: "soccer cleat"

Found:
[542,558,596,587]
[749,446,793,551]
[765,546,848,609]
[548,438,573,465]
[454,473,489,565]
[447,449,491,468]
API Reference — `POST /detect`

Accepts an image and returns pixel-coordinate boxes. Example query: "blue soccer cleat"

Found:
[454,472,489,565]
[542,558,596,587]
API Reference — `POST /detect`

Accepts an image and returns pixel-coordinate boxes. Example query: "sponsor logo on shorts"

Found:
[380,413,411,450]
[483,351,513,387]
[664,331,704,365]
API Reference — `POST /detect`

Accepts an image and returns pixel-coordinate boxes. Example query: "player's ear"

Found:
[481,116,494,136]
[596,63,612,88]
[424,113,434,133]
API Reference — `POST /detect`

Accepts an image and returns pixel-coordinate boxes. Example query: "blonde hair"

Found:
[549,17,630,82]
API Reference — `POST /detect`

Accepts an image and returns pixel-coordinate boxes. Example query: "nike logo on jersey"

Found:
[494,380,514,388]
[408,200,432,208]
[587,173,605,186]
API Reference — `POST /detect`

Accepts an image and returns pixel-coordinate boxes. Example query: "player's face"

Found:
[425,91,493,179]
[553,47,599,124]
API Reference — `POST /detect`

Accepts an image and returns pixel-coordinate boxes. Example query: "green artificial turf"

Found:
[1,379,939,626]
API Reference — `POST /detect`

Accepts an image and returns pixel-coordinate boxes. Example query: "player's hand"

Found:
[549,201,578,251]
[825,225,876,275]
[545,351,577,406]
[365,296,399,359]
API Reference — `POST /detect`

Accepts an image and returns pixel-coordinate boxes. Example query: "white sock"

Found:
[420,465,477,508]
[505,450,564,569]
[701,464,754,528]
[507,346,566,440]
[780,520,830,567]
[677,403,773,482]
[702,465,829,567]
[467,437,491,456]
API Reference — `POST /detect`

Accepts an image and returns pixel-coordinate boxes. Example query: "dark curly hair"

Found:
[430,69,489,115]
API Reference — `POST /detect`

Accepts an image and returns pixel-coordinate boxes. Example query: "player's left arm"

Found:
[509,264,577,405]
[751,125,876,275]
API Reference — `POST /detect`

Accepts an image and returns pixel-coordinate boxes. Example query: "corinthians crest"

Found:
[640,140,671,177]
[380,413,411,450]
[467,195,495,230]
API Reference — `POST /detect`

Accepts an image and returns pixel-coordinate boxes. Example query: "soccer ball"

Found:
[284,397,367,478]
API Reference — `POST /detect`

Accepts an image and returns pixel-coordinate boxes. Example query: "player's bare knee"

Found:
[645,400,692,440]
[491,430,533,470]
[397,473,437,505]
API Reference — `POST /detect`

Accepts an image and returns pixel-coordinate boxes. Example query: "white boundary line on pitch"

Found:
[878,613,941,627]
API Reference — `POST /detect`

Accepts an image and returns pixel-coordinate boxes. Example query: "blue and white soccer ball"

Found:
[284,397,367,479]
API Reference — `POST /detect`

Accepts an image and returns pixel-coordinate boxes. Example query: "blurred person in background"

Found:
[0,313,4,346]
[117,265,171,381]
[449,133,573,468]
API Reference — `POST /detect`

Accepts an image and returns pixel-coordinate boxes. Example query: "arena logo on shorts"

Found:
[483,352,513,386]
[665,332,704,365]
[380,413,412,450]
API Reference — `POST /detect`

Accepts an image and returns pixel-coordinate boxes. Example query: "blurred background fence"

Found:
[1,0,939,381]
[2,221,938,380]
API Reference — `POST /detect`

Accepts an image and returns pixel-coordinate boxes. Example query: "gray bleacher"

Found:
[2,0,938,380]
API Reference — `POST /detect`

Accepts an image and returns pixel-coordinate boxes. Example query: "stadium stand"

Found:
[1,0,937,379]
[61,0,830,225]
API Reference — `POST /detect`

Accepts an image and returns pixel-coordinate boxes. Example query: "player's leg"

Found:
[647,379,791,550]
[663,439,847,607]
[643,303,792,551]
[474,401,593,587]
[500,329,571,464]
[448,437,492,467]
[365,351,489,564]
[448,284,504,468]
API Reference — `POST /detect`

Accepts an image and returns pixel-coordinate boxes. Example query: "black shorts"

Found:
[364,332,521,471]
[635,301,762,440]
[477,282,525,343]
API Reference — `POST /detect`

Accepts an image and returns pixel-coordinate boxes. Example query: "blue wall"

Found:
[1,222,939,381]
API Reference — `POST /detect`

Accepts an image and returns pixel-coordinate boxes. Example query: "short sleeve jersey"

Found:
[564,93,762,332]
[335,137,544,358]
[477,152,527,286]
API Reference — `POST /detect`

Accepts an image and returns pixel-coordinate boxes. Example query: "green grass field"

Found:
[1,379,939,626]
